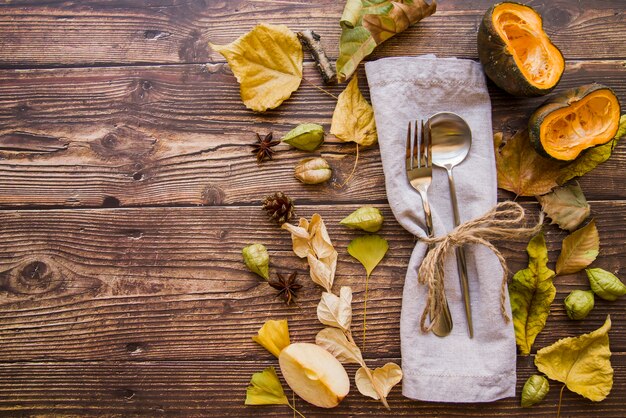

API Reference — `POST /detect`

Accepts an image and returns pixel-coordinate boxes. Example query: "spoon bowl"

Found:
[429,112,472,169]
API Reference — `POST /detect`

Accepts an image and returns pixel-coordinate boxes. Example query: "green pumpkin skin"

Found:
[478,2,563,97]
[528,84,621,161]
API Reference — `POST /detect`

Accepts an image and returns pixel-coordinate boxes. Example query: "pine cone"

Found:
[262,192,295,224]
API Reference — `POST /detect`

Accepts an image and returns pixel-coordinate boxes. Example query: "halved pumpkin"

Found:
[478,2,565,97]
[529,84,621,161]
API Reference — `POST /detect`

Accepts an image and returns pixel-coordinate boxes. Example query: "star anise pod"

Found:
[250,132,280,163]
[269,271,303,305]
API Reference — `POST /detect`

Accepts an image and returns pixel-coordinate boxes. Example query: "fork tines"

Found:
[406,120,431,170]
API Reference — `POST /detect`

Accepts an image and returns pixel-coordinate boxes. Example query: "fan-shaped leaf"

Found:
[245,367,290,405]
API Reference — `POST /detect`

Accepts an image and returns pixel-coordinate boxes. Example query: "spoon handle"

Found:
[447,167,474,338]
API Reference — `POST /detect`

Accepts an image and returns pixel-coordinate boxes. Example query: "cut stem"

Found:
[345,325,390,410]
[287,401,306,418]
[362,272,369,352]
[557,384,565,418]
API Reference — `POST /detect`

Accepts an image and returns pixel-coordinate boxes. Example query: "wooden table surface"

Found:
[1,0,625,416]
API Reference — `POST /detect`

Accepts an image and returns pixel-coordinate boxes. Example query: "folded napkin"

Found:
[365,55,516,403]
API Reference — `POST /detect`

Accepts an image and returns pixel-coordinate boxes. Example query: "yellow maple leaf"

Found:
[330,75,377,146]
[535,315,613,402]
[209,24,303,112]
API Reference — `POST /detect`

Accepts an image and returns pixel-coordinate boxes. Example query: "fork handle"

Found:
[418,189,434,239]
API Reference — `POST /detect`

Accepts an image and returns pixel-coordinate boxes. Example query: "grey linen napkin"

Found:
[365,55,516,403]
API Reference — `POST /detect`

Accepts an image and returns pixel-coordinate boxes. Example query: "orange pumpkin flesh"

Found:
[491,3,564,92]
[538,89,620,161]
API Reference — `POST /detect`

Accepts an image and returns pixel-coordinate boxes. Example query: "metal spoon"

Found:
[428,112,474,338]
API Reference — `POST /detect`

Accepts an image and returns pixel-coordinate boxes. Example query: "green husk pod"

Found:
[294,157,332,184]
[243,243,270,280]
[282,123,325,151]
[521,374,550,407]
[564,290,594,320]
[340,206,384,232]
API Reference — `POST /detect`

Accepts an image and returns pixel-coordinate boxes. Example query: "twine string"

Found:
[417,201,543,333]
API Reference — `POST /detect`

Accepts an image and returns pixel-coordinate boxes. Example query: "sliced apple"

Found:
[279,342,350,408]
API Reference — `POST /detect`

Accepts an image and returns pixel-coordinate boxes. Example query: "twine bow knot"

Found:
[418,201,543,333]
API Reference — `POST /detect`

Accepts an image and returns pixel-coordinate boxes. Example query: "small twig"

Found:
[335,143,359,188]
[301,77,338,100]
[297,30,337,84]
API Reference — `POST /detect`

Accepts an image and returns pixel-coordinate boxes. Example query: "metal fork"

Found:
[406,120,453,337]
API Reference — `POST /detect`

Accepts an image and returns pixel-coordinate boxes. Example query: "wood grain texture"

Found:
[1,204,624,362]
[1,357,626,417]
[0,61,624,208]
[0,0,624,67]
[2,0,626,415]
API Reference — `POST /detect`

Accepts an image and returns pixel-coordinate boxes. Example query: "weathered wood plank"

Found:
[0,0,624,67]
[0,61,624,208]
[1,356,625,416]
[1,203,624,361]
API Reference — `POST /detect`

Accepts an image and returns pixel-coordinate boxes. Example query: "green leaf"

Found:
[336,0,437,82]
[340,206,384,232]
[347,234,388,278]
[521,374,550,408]
[556,220,600,276]
[281,123,325,151]
[347,234,388,350]
[586,268,626,301]
[557,114,625,184]
[509,233,556,355]
[536,183,590,231]
[245,367,290,405]
[535,316,613,402]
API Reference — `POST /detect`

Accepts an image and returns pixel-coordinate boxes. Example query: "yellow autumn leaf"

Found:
[331,75,377,146]
[535,315,613,402]
[245,366,290,406]
[252,319,291,358]
[509,233,556,355]
[209,24,303,112]
[556,220,600,276]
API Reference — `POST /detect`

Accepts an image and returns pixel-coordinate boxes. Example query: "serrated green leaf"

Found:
[587,268,626,301]
[509,233,556,355]
[536,183,590,231]
[336,0,437,82]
